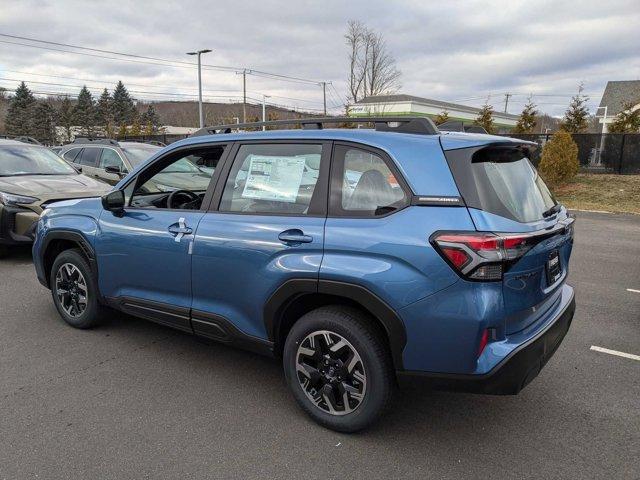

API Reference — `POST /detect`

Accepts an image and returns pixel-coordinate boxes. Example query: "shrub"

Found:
[538,130,579,185]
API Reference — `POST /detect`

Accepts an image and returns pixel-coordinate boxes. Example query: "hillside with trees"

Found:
[0,80,316,143]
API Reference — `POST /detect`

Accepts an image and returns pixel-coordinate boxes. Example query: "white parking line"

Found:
[627,288,640,294]
[590,346,640,362]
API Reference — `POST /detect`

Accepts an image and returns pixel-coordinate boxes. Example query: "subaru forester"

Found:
[33,117,575,432]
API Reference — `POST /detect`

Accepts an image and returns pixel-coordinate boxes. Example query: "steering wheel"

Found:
[167,189,199,209]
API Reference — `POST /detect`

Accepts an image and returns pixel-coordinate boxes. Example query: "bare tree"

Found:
[345,21,401,104]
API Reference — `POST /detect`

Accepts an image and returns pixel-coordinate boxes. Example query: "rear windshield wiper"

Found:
[542,204,561,218]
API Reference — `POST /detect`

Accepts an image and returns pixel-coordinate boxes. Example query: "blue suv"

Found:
[33,117,575,432]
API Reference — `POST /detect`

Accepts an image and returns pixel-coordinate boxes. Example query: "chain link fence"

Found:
[500,133,640,174]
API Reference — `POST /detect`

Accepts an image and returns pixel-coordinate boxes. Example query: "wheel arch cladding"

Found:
[41,231,96,288]
[264,279,407,370]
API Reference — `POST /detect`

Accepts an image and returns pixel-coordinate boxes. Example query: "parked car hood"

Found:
[0,174,110,202]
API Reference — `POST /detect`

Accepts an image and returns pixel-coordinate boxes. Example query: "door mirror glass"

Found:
[105,165,123,175]
[101,190,125,214]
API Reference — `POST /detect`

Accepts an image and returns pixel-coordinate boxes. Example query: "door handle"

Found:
[278,229,313,245]
[168,217,193,242]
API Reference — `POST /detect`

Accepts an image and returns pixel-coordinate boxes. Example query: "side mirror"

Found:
[101,190,125,216]
[105,165,125,177]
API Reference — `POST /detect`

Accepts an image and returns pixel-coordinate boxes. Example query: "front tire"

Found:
[283,306,395,432]
[50,249,107,329]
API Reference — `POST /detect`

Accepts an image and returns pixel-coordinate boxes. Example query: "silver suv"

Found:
[58,139,163,185]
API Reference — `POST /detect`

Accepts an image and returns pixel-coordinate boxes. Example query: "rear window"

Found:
[446,145,556,223]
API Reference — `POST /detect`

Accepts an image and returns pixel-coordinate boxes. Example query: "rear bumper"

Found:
[399,285,575,395]
[0,205,39,245]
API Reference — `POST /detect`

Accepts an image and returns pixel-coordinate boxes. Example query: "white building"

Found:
[348,94,519,132]
[597,81,640,133]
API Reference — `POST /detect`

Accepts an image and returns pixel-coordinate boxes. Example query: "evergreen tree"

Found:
[5,82,36,136]
[514,99,538,133]
[139,104,161,133]
[112,81,136,128]
[129,114,141,136]
[96,88,114,137]
[32,102,58,144]
[607,103,640,133]
[538,129,579,185]
[57,97,75,142]
[117,123,127,138]
[474,103,495,133]
[434,110,450,125]
[73,86,96,136]
[562,84,589,133]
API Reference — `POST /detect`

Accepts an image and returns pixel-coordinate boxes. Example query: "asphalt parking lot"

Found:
[0,211,638,480]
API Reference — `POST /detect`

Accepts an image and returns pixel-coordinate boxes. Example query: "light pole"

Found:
[186,49,212,128]
[262,94,271,131]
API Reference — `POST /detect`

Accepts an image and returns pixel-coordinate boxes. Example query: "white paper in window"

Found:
[242,155,307,203]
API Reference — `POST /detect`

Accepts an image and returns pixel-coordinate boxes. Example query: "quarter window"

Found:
[219,143,324,215]
[333,145,408,216]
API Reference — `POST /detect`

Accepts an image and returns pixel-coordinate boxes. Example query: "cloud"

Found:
[1,0,638,117]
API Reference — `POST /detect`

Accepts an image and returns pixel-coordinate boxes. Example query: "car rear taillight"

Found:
[431,232,535,281]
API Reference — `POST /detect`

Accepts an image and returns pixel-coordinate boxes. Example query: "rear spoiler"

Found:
[438,120,488,134]
[473,142,538,163]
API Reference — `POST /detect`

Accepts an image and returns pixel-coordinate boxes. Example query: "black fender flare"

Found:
[264,279,407,370]
[39,230,99,292]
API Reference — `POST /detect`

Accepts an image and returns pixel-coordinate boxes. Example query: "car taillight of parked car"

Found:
[430,232,536,281]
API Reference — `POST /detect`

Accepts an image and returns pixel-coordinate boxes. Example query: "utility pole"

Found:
[321,82,327,116]
[186,49,212,128]
[243,69,247,123]
[262,95,271,131]
[503,93,512,113]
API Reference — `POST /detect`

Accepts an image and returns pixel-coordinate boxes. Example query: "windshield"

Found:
[0,145,77,176]
[121,145,161,166]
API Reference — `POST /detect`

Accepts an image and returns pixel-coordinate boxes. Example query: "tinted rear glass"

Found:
[77,148,101,167]
[446,146,556,223]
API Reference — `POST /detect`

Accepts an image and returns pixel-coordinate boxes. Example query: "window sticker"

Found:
[242,155,307,203]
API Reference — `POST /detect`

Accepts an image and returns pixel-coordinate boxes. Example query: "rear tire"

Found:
[283,305,395,432]
[50,249,107,329]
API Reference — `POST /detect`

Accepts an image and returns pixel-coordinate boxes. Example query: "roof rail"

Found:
[13,136,42,145]
[191,116,439,137]
[122,139,166,147]
[438,120,488,134]
[73,137,120,146]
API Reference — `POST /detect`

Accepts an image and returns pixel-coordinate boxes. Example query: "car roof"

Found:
[119,127,536,197]
[0,139,41,147]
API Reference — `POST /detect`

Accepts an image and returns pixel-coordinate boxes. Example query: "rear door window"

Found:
[330,144,408,217]
[76,148,101,167]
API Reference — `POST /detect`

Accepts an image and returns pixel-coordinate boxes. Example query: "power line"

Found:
[0,71,328,107]
[0,33,326,85]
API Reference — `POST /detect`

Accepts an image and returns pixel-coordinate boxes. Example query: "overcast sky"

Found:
[1,0,639,117]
